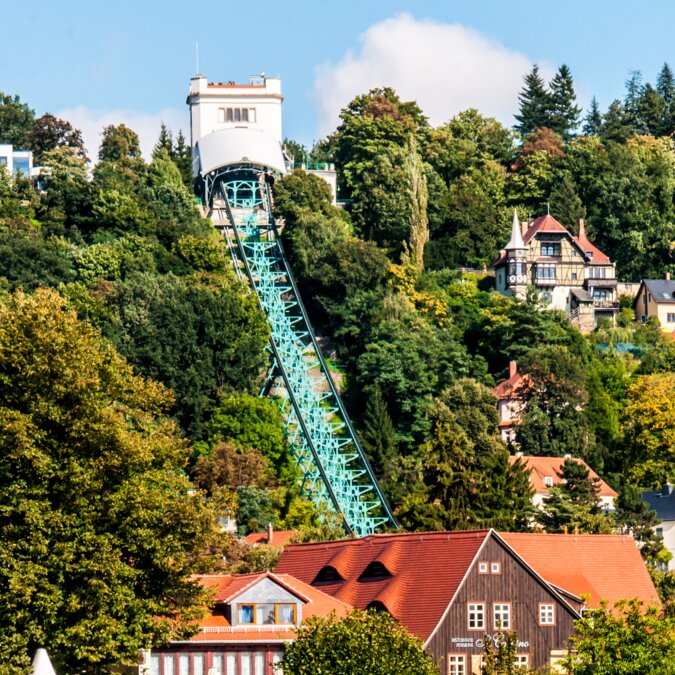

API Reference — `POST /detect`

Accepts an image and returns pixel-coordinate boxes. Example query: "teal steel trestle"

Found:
[213,171,396,536]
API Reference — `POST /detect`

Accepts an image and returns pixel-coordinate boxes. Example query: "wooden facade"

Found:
[425,536,579,674]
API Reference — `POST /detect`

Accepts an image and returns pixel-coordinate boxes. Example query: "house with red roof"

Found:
[275,529,660,674]
[141,571,350,675]
[494,211,619,331]
[244,525,296,548]
[276,530,580,673]
[492,361,530,443]
[507,454,617,511]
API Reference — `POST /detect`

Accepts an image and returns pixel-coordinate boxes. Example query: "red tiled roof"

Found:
[188,572,350,643]
[507,456,618,498]
[523,215,569,244]
[492,371,530,400]
[500,533,660,609]
[275,530,490,641]
[244,530,297,547]
[573,233,610,264]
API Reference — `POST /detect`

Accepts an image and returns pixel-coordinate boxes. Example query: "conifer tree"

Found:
[514,65,552,136]
[624,70,648,134]
[600,100,631,143]
[152,122,173,159]
[173,130,193,188]
[638,83,664,136]
[656,62,675,135]
[549,178,586,231]
[360,386,397,481]
[549,64,581,139]
[582,96,603,136]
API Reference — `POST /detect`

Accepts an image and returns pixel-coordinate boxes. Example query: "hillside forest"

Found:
[0,64,674,670]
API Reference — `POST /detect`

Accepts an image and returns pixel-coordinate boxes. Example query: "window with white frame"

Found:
[478,561,489,574]
[491,562,501,574]
[515,655,529,667]
[540,243,561,257]
[493,603,511,629]
[211,655,224,675]
[468,603,485,630]
[544,476,554,487]
[447,654,466,675]
[240,653,251,675]
[535,264,556,279]
[178,654,189,675]
[220,107,257,123]
[539,603,555,625]
[226,653,237,675]
[163,655,175,675]
[667,313,675,323]
[193,654,204,675]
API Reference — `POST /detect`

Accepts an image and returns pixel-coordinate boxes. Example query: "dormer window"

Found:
[313,566,343,583]
[236,603,296,625]
[359,561,392,580]
[541,243,560,257]
[544,476,554,488]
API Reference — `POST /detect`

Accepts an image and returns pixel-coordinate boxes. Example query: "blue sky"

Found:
[2,1,674,156]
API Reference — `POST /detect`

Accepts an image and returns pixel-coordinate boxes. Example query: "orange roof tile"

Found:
[493,371,530,400]
[187,572,350,643]
[507,456,617,498]
[275,530,490,641]
[500,532,660,609]
[244,530,296,547]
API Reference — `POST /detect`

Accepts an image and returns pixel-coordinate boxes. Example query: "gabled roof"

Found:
[641,279,675,304]
[492,368,530,400]
[244,530,296,548]
[506,455,617,498]
[275,530,490,641]
[500,533,660,609]
[522,214,569,243]
[642,485,675,521]
[188,572,351,643]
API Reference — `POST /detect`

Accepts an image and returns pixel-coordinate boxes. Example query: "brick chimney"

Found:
[578,218,586,238]
[509,361,517,378]
[266,522,273,545]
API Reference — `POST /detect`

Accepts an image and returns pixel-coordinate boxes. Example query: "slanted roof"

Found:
[507,456,617,498]
[189,572,350,643]
[275,530,490,641]
[523,214,569,244]
[642,485,675,521]
[570,288,594,303]
[505,209,526,250]
[643,279,675,304]
[492,367,530,400]
[244,530,296,548]
[500,533,660,609]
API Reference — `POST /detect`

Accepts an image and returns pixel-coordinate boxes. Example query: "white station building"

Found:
[187,73,336,205]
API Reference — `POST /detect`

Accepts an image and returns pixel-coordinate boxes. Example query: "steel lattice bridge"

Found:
[209,166,396,536]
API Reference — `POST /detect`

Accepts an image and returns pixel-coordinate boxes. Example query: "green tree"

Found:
[600,100,632,143]
[562,600,675,674]
[548,64,582,139]
[481,631,529,674]
[514,65,552,136]
[153,122,174,158]
[359,386,397,482]
[0,289,223,673]
[582,97,603,136]
[0,92,34,147]
[98,123,142,162]
[537,458,613,534]
[656,62,675,135]
[548,177,585,231]
[620,373,675,486]
[172,130,193,188]
[273,168,336,229]
[281,609,438,675]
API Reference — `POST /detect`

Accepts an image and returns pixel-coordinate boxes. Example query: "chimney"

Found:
[515,451,523,458]
[563,525,568,535]
[521,219,528,236]
[509,361,517,378]
[563,453,572,460]
[573,525,579,535]
[266,522,273,545]
[664,483,673,497]
[667,272,671,281]
[578,218,586,238]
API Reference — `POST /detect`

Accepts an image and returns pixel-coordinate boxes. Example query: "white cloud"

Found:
[313,13,556,136]
[55,106,188,162]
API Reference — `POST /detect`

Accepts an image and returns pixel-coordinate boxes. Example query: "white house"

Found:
[643,483,675,571]
[0,144,34,178]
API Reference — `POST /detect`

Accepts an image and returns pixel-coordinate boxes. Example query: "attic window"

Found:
[367,601,389,615]
[359,561,392,580]
[544,476,554,487]
[313,566,343,584]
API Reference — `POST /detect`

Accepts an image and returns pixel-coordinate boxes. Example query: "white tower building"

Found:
[187,73,289,203]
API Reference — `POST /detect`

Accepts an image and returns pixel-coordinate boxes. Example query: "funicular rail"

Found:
[216,174,396,536]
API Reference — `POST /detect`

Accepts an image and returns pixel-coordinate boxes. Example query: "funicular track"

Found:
[210,169,396,536]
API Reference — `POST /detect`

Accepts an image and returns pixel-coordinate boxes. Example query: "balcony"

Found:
[534,277,557,287]
[593,300,620,311]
